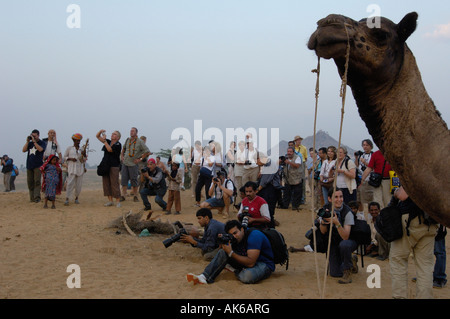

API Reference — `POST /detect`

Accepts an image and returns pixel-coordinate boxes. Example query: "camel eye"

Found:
[371,29,389,44]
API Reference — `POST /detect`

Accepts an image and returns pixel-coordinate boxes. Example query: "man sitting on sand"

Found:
[186,220,274,285]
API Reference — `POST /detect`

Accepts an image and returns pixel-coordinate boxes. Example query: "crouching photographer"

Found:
[139,158,167,213]
[186,220,275,285]
[318,188,358,284]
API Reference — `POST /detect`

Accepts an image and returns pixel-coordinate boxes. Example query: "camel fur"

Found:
[308,12,450,226]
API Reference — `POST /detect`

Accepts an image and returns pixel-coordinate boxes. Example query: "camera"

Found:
[355,150,364,157]
[241,206,251,228]
[141,167,149,173]
[244,160,252,165]
[163,227,188,248]
[279,156,286,164]
[213,177,220,183]
[317,204,332,219]
[218,233,236,245]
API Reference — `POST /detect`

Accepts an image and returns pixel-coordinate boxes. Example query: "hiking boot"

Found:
[351,254,359,274]
[338,270,353,284]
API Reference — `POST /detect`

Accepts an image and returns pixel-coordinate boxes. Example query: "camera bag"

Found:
[374,206,403,242]
[368,160,386,188]
[248,228,289,270]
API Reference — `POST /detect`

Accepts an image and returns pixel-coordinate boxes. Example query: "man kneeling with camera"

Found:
[186,220,275,285]
[139,158,167,213]
[199,170,234,219]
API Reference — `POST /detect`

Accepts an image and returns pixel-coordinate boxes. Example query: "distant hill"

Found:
[278,130,356,158]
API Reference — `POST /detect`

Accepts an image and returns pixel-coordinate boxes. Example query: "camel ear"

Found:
[397,12,418,42]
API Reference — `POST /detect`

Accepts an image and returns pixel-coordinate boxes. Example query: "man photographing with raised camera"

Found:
[139,158,167,215]
[22,129,46,203]
[199,170,234,219]
[186,220,274,285]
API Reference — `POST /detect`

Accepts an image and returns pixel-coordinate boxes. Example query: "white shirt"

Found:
[210,179,234,200]
[64,146,86,176]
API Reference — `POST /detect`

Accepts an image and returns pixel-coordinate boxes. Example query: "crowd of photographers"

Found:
[3,129,446,296]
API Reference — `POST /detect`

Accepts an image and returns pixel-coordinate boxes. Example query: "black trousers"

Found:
[195,173,212,202]
[258,183,277,228]
[282,182,302,209]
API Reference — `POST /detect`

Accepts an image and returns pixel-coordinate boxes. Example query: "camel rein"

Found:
[310,22,352,299]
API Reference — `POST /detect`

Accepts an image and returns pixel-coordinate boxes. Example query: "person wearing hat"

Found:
[22,129,46,202]
[63,133,87,205]
[139,158,167,215]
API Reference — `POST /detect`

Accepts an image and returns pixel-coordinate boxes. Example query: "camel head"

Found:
[308,12,418,92]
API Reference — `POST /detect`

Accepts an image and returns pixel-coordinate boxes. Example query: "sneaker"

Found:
[338,269,353,284]
[133,196,139,202]
[75,199,80,204]
[120,196,126,202]
[116,203,121,208]
[104,202,113,207]
[144,206,152,211]
[64,200,69,206]
[165,211,172,215]
[174,211,181,215]
[186,273,207,285]
[351,254,359,274]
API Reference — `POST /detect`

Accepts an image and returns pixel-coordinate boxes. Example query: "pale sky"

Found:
[1,0,449,166]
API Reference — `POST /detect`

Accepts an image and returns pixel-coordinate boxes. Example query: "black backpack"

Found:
[374,206,403,242]
[248,228,289,270]
[225,179,237,197]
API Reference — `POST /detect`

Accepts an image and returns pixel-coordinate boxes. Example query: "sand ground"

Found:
[1,170,449,300]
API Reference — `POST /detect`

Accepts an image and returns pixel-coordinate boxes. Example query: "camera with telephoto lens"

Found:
[241,206,251,228]
[163,224,188,248]
[218,233,236,245]
[317,204,332,219]
[279,156,286,164]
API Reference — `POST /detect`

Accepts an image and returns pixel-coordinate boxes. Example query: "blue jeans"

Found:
[139,186,167,210]
[329,239,358,277]
[434,238,447,283]
[202,249,273,284]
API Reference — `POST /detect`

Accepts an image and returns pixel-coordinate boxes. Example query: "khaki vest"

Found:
[283,154,304,185]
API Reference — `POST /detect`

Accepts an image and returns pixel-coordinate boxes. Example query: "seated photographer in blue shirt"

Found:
[186,220,274,285]
[181,208,226,261]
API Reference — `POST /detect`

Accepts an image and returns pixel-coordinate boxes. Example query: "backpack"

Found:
[226,179,237,197]
[350,219,372,245]
[374,206,403,242]
[248,228,289,270]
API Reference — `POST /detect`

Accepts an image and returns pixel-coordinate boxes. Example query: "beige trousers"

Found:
[389,214,438,299]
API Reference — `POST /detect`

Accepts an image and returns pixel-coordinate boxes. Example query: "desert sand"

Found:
[1,170,449,300]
